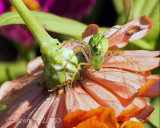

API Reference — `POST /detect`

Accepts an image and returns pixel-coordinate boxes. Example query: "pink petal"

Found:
[0,71,43,104]
[27,56,44,74]
[122,50,160,57]
[136,101,154,119]
[103,55,160,72]
[26,94,56,127]
[118,97,147,120]
[0,84,46,127]
[80,78,125,116]
[140,75,160,97]
[65,82,100,114]
[108,15,153,49]
[109,42,128,50]
[84,68,147,99]
[44,93,66,128]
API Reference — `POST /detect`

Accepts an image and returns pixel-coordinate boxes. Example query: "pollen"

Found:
[11,0,40,11]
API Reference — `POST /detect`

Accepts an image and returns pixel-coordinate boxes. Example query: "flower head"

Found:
[0,16,159,127]
[0,0,95,47]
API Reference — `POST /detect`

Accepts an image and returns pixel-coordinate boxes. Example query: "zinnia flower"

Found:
[0,15,159,128]
[0,0,95,47]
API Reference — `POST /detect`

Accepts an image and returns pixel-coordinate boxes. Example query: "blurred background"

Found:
[0,0,159,127]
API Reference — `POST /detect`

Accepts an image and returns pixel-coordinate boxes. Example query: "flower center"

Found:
[11,0,40,11]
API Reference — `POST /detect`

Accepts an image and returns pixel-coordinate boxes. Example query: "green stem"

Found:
[10,0,61,55]
[10,0,81,90]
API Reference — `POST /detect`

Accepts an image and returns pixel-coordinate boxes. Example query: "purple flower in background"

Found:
[0,0,95,47]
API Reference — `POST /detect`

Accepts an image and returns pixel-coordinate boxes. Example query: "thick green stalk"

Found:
[10,0,60,54]
[10,0,81,90]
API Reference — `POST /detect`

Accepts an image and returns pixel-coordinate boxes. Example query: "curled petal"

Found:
[27,56,43,74]
[82,24,99,39]
[109,42,128,50]
[84,68,147,99]
[118,97,147,120]
[140,75,160,97]
[136,101,154,119]
[108,15,153,49]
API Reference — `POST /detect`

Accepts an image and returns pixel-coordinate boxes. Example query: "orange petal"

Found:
[77,116,109,128]
[63,107,105,128]
[82,24,99,39]
[99,108,118,128]
[63,109,87,128]
[108,15,153,49]
[140,75,160,97]
[120,121,144,128]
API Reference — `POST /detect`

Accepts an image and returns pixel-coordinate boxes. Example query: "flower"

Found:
[63,106,144,128]
[0,16,159,127]
[0,0,95,47]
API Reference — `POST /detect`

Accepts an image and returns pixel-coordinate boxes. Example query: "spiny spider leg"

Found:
[71,62,91,86]
[63,41,90,86]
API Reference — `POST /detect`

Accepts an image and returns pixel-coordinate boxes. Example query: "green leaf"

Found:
[0,104,7,110]
[0,11,87,39]
[150,97,160,127]
[0,61,27,84]
[143,122,156,128]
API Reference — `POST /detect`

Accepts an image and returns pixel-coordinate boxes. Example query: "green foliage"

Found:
[150,97,160,128]
[0,61,27,84]
[0,11,107,40]
[0,104,7,110]
[0,11,86,40]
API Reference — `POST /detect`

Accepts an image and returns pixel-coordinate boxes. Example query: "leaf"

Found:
[0,11,109,40]
[0,11,87,39]
[150,97,160,127]
[0,61,27,84]
[0,104,7,110]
